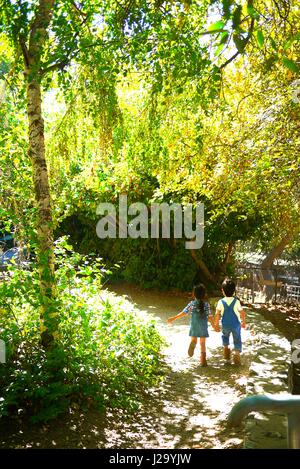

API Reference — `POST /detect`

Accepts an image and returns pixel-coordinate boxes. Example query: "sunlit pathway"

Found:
[0,283,289,449]
[103,283,256,449]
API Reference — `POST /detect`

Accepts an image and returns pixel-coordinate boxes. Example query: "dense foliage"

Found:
[0,0,299,422]
[0,239,164,421]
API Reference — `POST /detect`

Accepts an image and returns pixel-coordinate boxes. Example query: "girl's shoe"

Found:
[200,352,207,367]
[188,341,196,357]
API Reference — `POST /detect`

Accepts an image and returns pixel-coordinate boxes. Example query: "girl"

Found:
[167,284,215,366]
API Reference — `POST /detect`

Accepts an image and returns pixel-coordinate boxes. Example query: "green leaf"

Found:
[256,30,265,48]
[207,20,225,32]
[233,33,247,53]
[269,37,278,51]
[284,32,300,50]
[222,0,231,20]
[219,30,229,45]
[247,5,260,19]
[232,5,242,29]
[214,43,226,57]
[282,57,299,73]
[264,54,278,71]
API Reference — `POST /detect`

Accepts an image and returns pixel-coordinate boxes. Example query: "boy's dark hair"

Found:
[222,278,236,297]
[193,284,207,316]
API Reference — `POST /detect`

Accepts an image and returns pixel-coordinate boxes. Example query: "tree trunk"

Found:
[261,232,295,269]
[22,0,58,347]
[190,249,215,283]
[26,79,58,346]
[220,242,234,272]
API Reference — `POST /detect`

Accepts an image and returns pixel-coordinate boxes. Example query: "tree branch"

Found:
[219,50,240,70]
[40,35,125,75]
[219,18,255,70]
[41,60,70,75]
[19,37,30,68]
[71,1,88,18]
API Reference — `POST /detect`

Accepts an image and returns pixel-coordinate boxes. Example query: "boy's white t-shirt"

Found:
[216,297,243,321]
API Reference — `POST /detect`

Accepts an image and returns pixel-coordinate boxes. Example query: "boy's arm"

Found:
[167,311,186,324]
[240,308,246,328]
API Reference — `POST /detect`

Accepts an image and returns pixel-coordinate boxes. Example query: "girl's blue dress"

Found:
[183,300,211,337]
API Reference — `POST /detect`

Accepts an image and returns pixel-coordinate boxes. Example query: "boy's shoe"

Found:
[233,351,241,365]
[200,352,207,367]
[188,341,196,357]
[224,347,231,361]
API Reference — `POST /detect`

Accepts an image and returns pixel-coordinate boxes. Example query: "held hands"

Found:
[214,325,220,333]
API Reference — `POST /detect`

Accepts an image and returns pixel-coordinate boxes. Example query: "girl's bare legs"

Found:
[200,337,207,366]
[200,337,206,353]
[188,337,197,357]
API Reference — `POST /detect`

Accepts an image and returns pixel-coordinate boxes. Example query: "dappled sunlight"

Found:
[99,284,255,448]
[0,283,292,449]
[0,0,298,451]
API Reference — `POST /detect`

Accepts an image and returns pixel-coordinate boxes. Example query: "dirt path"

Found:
[102,283,256,449]
[0,283,259,449]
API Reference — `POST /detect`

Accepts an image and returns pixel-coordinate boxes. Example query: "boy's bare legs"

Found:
[188,337,197,357]
[200,337,207,366]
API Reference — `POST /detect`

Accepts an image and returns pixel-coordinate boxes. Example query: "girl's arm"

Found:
[208,315,215,328]
[214,309,221,332]
[167,311,186,324]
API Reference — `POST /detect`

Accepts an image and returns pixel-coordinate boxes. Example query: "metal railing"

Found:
[228,394,300,449]
[236,265,300,305]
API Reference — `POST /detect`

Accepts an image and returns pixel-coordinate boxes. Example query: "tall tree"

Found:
[0,0,211,344]
[24,1,57,346]
[1,0,297,341]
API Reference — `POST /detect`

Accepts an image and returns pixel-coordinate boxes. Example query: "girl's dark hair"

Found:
[193,284,207,316]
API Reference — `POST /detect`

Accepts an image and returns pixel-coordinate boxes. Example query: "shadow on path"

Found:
[0,283,256,449]
[102,283,255,449]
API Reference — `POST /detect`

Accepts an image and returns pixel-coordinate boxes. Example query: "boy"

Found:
[214,278,246,365]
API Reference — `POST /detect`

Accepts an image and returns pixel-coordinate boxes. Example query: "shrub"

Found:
[0,238,165,422]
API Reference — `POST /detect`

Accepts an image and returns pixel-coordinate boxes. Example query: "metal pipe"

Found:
[228,394,300,449]
[287,413,300,449]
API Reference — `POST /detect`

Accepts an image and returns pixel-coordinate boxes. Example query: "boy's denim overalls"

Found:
[221,298,242,352]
